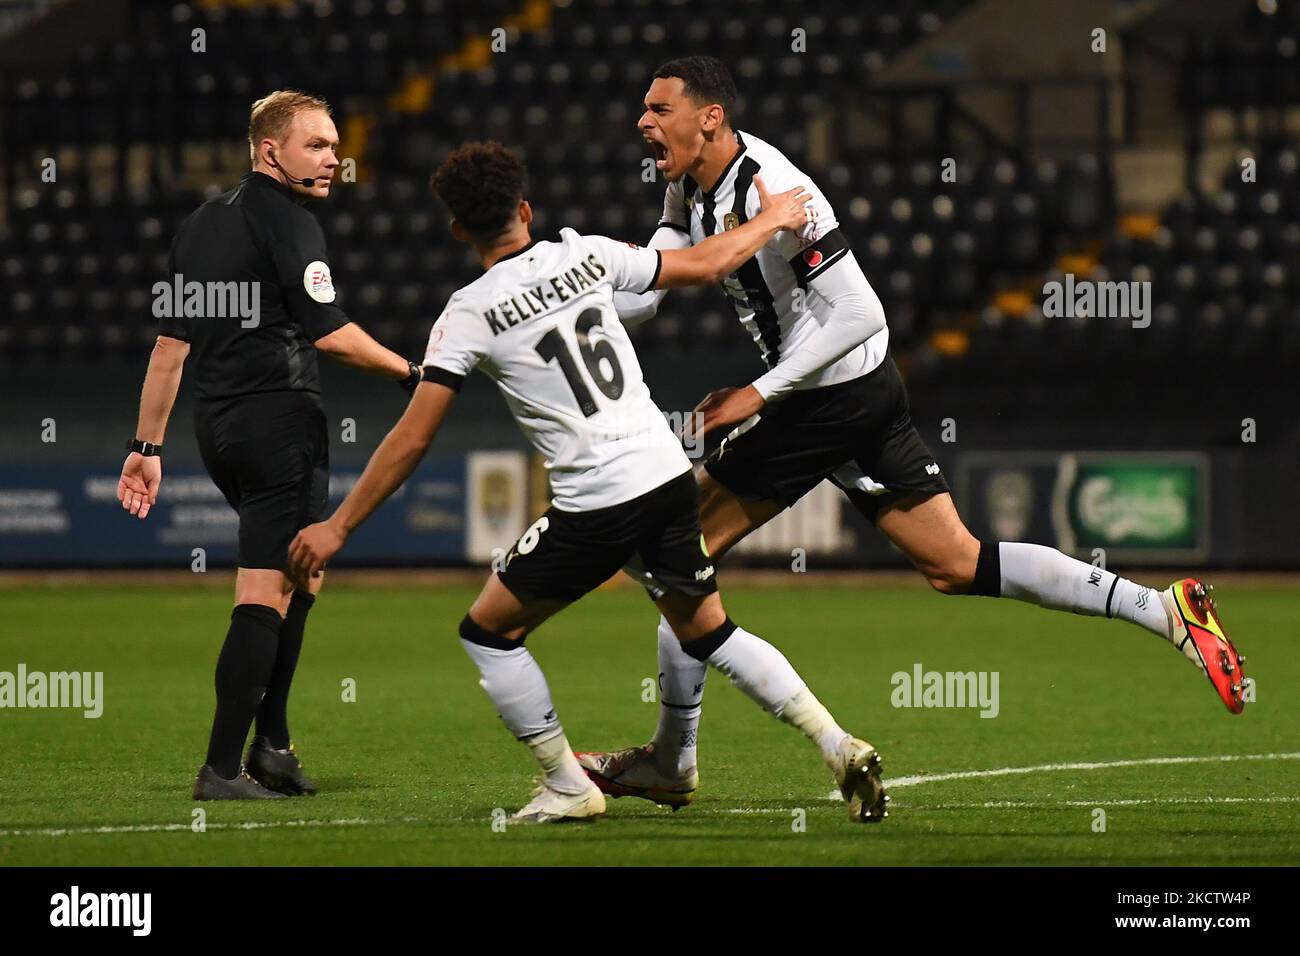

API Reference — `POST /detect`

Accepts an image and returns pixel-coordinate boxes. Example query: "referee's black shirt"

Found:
[157,171,350,402]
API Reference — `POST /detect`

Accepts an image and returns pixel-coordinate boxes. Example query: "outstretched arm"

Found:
[288,380,456,579]
[314,322,422,389]
[655,177,809,288]
[612,224,691,327]
[275,212,422,390]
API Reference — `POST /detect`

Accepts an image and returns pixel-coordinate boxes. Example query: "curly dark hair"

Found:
[430,141,528,241]
[653,56,737,125]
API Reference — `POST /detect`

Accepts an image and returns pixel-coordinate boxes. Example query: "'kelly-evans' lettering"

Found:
[482,253,607,335]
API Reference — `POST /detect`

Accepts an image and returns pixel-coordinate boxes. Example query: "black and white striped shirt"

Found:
[657,130,888,395]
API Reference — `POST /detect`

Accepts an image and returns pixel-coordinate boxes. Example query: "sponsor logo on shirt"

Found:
[424,326,444,359]
[303,260,336,304]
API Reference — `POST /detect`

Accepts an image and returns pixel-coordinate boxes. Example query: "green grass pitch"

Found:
[1,578,1296,866]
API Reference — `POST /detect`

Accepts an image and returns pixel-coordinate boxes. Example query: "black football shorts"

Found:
[703,352,950,523]
[497,469,717,604]
[194,390,330,572]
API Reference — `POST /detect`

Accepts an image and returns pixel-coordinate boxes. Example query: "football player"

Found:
[289,141,888,824]
[578,56,1248,809]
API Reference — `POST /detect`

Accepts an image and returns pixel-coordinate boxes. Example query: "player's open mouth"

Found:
[651,140,669,171]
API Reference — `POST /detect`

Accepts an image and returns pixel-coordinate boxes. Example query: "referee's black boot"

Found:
[192,764,287,800]
[245,736,318,796]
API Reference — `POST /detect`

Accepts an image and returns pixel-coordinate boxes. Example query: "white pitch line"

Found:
[881,751,1300,790]
[0,817,412,839]
[7,754,1298,834]
[908,796,1300,810]
[726,795,1300,815]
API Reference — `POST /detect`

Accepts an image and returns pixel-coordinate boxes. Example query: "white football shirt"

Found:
[422,228,691,511]
[658,130,889,390]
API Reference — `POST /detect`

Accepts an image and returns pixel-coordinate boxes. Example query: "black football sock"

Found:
[255,590,315,750]
[205,604,282,779]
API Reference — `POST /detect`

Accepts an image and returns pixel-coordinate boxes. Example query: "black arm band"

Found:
[789,228,852,288]
[420,365,465,392]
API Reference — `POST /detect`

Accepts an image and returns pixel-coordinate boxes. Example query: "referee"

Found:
[116,91,423,800]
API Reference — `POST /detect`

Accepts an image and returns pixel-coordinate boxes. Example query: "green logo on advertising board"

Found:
[1061,459,1200,550]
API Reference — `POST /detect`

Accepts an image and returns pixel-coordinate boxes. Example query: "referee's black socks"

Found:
[205,603,282,779]
[256,590,315,750]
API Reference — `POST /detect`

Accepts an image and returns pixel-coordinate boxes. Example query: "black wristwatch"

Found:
[399,360,422,393]
[126,438,163,457]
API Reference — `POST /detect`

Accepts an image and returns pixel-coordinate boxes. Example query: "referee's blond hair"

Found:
[248,90,332,165]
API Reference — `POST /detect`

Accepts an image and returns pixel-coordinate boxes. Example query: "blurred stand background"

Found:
[0,0,1296,567]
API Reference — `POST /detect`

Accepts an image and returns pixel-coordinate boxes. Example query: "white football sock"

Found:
[524,728,592,795]
[651,615,705,776]
[778,687,852,764]
[459,638,561,740]
[459,638,590,792]
[701,625,847,760]
[701,625,805,714]
[998,542,1169,638]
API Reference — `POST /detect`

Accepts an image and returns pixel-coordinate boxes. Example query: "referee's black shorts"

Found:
[703,352,951,524]
[497,469,717,604]
[194,390,329,572]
